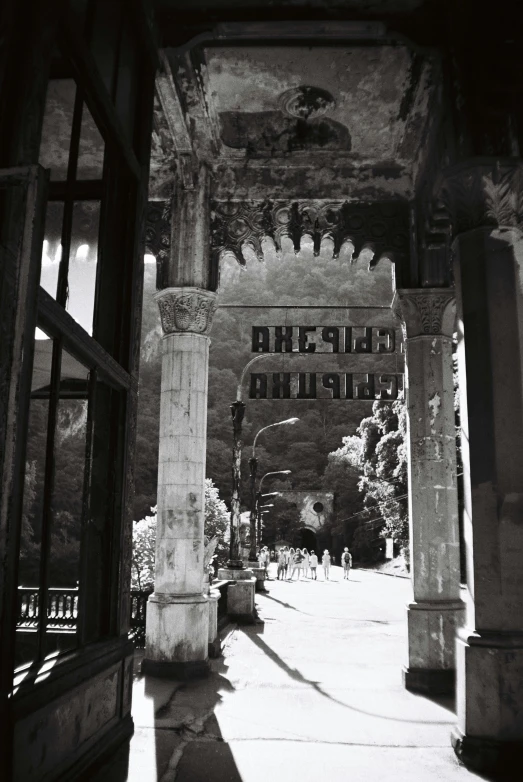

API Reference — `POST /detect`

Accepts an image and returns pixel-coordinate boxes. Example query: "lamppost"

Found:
[258,509,271,548]
[249,421,297,562]
[228,354,274,569]
[257,498,276,548]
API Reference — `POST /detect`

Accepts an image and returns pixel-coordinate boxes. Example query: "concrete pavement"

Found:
[93,566,501,781]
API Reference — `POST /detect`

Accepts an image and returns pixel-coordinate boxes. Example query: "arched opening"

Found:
[299,527,317,552]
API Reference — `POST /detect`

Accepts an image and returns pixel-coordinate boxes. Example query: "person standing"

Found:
[290,548,303,580]
[342,547,352,579]
[277,548,286,580]
[286,548,295,580]
[322,549,331,580]
[302,548,310,579]
[309,550,318,580]
[263,547,270,578]
[282,546,289,579]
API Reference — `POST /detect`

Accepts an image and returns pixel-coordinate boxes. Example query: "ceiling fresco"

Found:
[203,45,420,161]
[151,26,440,201]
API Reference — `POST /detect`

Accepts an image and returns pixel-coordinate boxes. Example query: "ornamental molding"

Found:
[145,200,171,290]
[154,287,217,336]
[210,199,410,269]
[438,160,523,239]
[392,289,455,338]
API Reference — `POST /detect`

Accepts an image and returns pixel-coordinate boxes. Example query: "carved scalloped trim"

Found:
[210,199,410,270]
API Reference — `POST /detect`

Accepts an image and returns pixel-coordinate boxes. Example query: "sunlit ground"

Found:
[94,567,486,782]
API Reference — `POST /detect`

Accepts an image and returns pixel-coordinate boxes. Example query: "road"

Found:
[95,566,490,782]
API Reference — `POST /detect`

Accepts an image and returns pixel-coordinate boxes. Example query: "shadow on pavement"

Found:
[91,652,243,782]
[261,592,390,624]
[242,626,455,727]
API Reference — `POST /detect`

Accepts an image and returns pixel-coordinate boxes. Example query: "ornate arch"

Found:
[210,199,410,275]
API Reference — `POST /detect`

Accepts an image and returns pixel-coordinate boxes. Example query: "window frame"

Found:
[10,0,155,688]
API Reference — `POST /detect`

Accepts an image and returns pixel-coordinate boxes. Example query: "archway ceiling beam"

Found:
[210,199,410,269]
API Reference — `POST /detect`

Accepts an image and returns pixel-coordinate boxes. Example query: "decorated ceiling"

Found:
[148,10,441,203]
[202,45,428,163]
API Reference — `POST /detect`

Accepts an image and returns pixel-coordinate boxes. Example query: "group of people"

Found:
[268,546,353,581]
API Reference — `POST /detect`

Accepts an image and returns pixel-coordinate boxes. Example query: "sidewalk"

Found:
[93,566,492,782]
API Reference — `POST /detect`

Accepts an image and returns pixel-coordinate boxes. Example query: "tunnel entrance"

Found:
[299,528,317,553]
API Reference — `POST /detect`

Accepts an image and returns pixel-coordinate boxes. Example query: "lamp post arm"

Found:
[236,354,271,402]
[253,421,282,456]
[259,470,290,493]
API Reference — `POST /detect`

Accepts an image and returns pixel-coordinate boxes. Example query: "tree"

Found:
[325,399,408,562]
[131,507,157,591]
[202,477,230,565]
[131,479,230,589]
[261,495,302,547]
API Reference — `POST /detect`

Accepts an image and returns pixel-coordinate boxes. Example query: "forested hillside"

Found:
[134,240,396,546]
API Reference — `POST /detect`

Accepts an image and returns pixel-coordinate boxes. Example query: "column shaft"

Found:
[143,287,216,678]
[394,289,465,694]
[452,228,523,771]
[156,332,208,595]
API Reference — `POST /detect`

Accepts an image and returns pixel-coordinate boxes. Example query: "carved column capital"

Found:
[392,288,456,338]
[438,160,523,239]
[154,287,217,336]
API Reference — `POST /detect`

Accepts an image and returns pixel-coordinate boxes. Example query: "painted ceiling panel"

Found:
[204,45,417,159]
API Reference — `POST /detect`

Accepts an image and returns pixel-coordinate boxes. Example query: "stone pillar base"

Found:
[142,593,209,678]
[403,666,455,695]
[217,569,256,623]
[405,599,465,694]
[217,567,254,581]
[227,578,256,623]
[453,628,523,771]
[250,566,267,592]
[451,729,523,777]
[226,560,244,570]
[207,588,221,659]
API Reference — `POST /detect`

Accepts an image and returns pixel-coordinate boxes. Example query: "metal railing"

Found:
[17,582,230,646]
[17,587,78,630]
[129,589,153,648]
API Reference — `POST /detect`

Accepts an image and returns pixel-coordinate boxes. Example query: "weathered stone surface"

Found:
[226,578,256,620]
[453,227,523,760]
[145,594,209,664]
[155,287,217,336]
[394,289,464,689]
[144,301,215,671]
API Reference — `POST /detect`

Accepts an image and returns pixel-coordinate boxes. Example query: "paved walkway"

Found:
[94,566,492,782]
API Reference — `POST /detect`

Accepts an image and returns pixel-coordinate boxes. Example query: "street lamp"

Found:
[249,458,295,563]
[228,355,290,569]
[257,502,274,548]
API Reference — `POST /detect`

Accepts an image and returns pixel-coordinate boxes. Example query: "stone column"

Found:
[452,226,523,772]
[393,289,465,694]
[142,286,216,678]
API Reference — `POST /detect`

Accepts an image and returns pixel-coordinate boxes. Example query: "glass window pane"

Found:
[71,0,91,30]
[77,103,105,180]
[39,79,77,181]
[40,201,63,299]
[15,329,53,670]
[115,19,139,141]
[90,0,123,97]
[82,379,122,642]
[67,201,100,334]
[46,351,89,657]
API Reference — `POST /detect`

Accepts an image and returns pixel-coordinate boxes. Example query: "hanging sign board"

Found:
[234,305,404,401]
